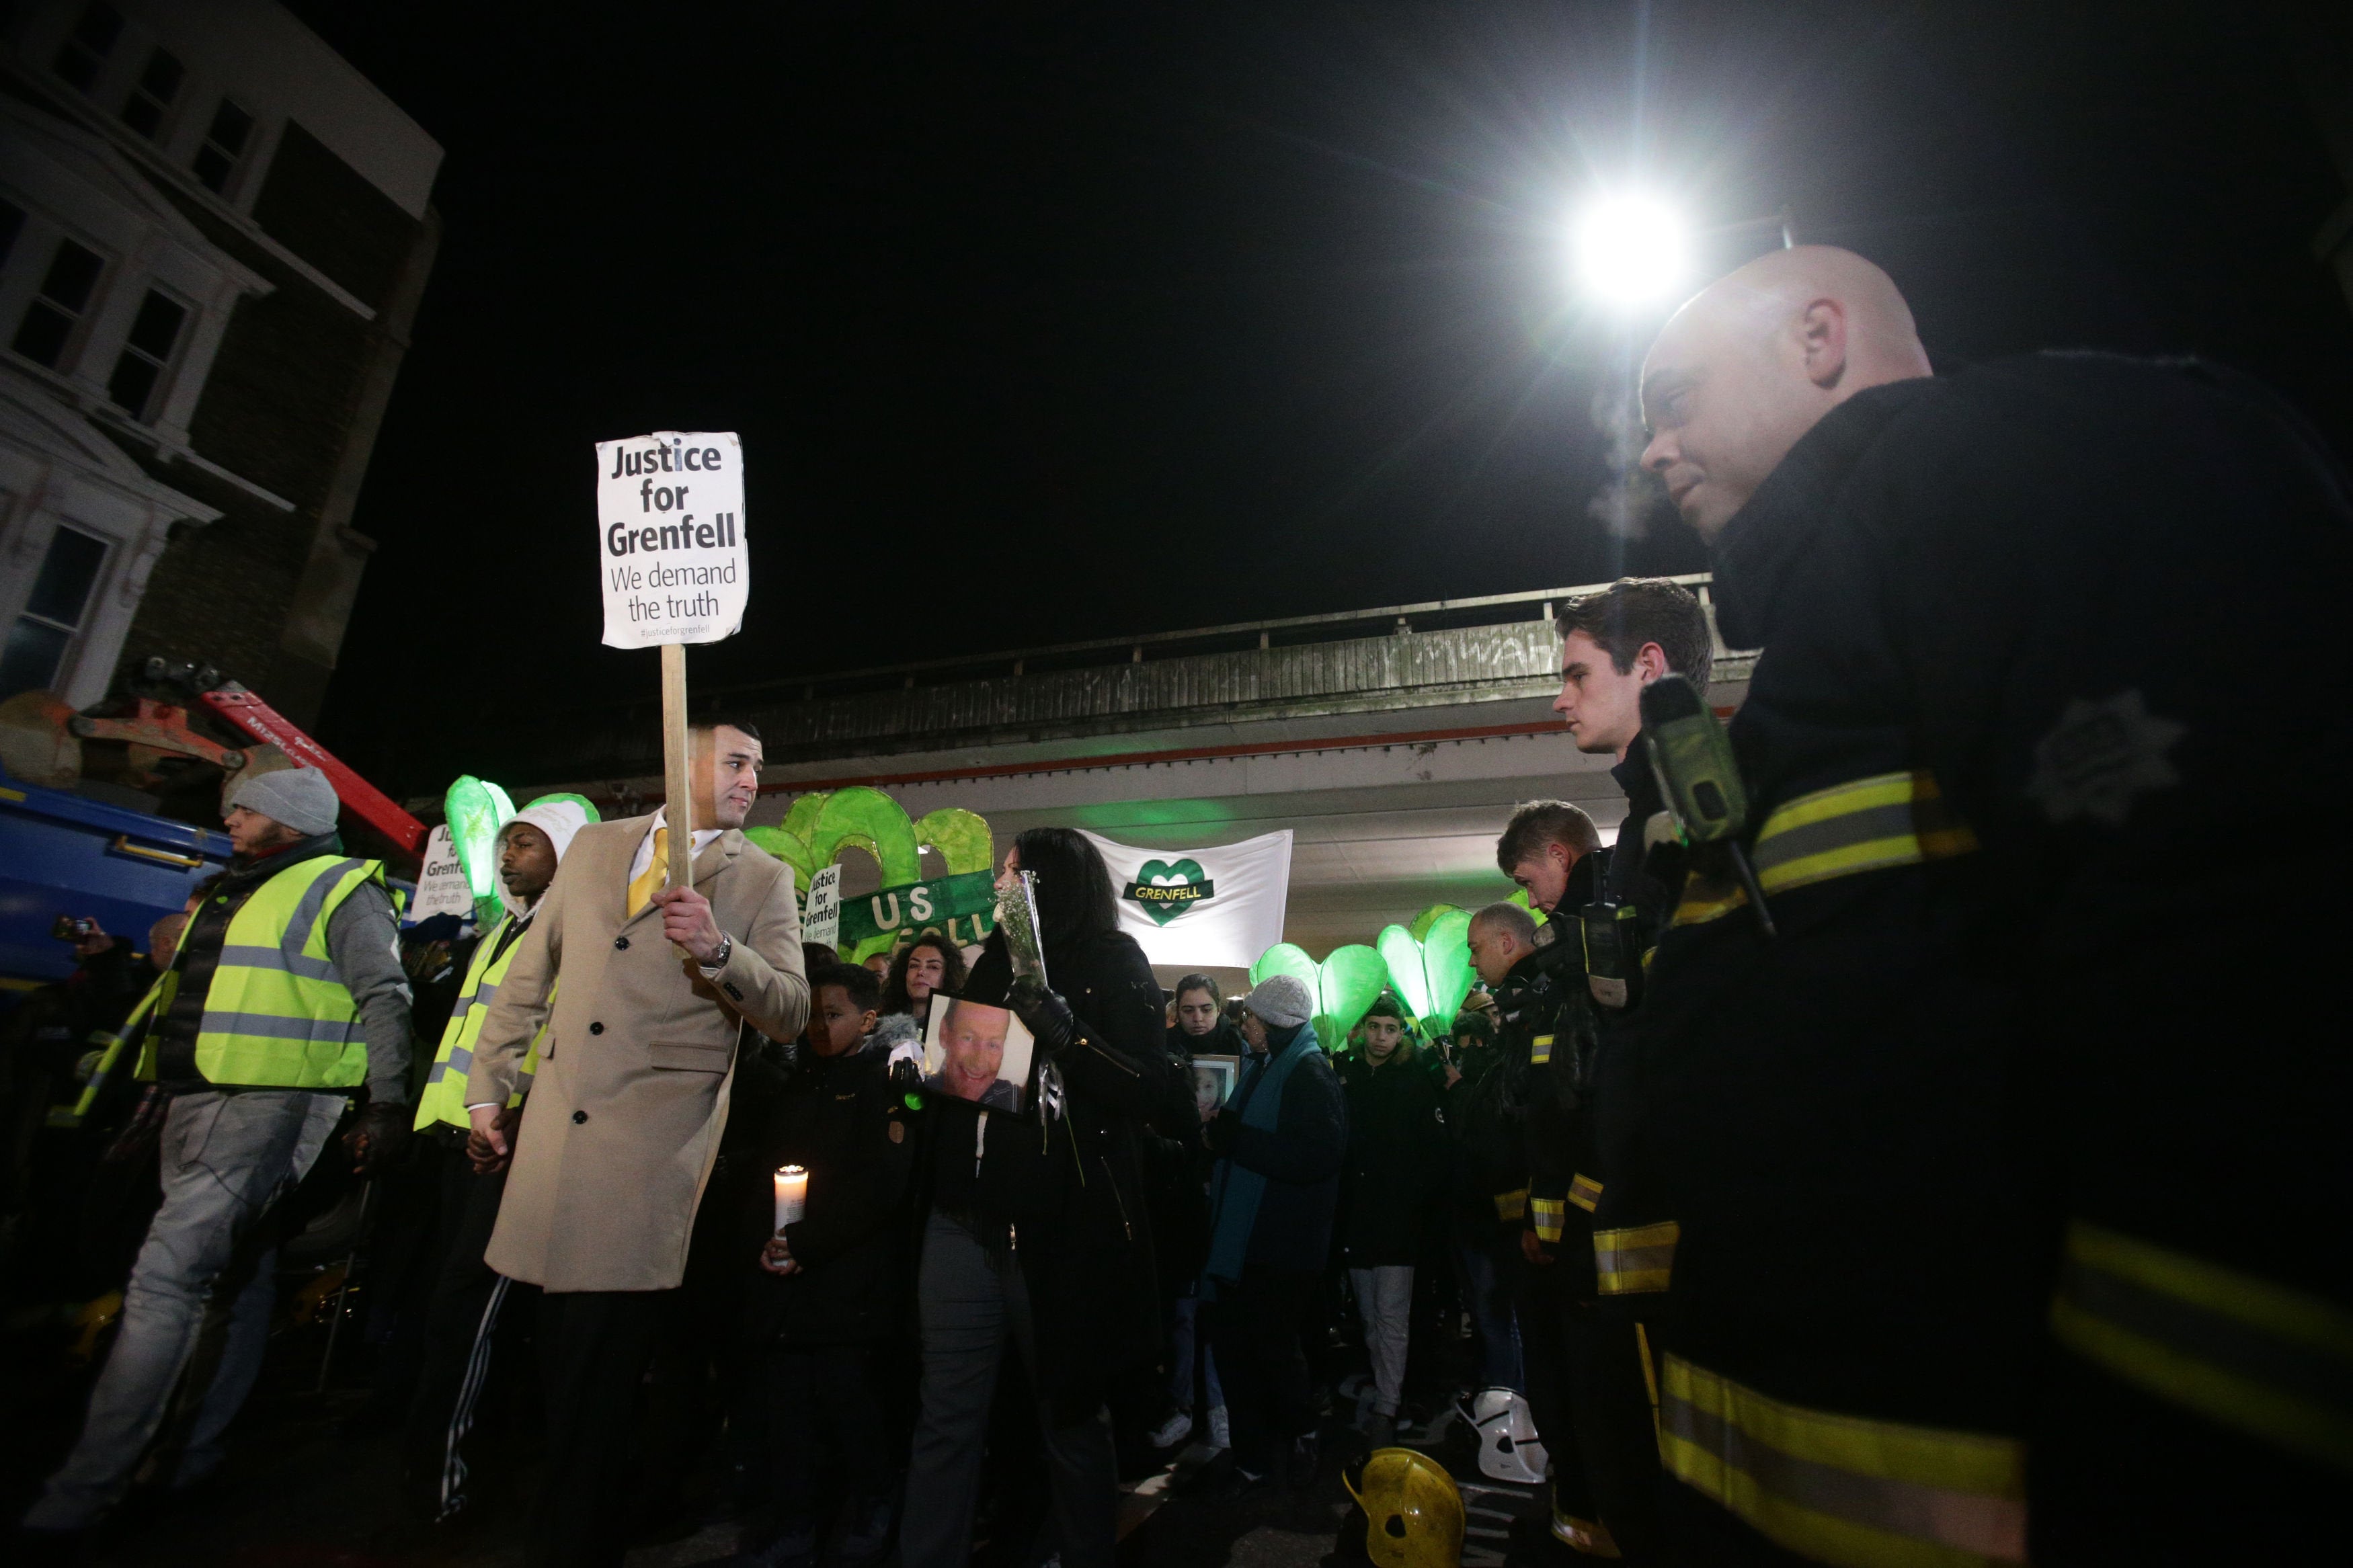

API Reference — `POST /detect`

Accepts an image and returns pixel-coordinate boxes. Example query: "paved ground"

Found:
[3,1290,1548,1568]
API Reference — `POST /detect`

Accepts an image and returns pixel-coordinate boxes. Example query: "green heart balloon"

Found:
[1248,942,1386,1050]
[1377,911,1476,1036]
[914,808,994,875]
[1375,926,1433,1018]
[1316,944,1389,1049]
[1406,903,1460,944]
[1420,909,1475,1026]
[443,774,516,930]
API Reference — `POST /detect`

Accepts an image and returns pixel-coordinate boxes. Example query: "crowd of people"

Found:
[7,240,2351,1568]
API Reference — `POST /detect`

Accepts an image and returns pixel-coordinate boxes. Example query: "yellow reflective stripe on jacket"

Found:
[1673,772,1979,928]
[1531,1196,1567,1243]
[2050,1219,2353,1472]
[1568,1174,1603,1213]
[1595,1221,1679,1294]
[1659,1356,2027,1568]
[413,913,548,1131]
[69,972,173,1121]
[1530,1032,1555,1065]
[1494,1188,1528,1221]
[192,856,384,1088]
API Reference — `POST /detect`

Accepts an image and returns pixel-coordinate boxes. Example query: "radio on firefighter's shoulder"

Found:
[1579,899,1644,1009]
[1637,674,1776,938]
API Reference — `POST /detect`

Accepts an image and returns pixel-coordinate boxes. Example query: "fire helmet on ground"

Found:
[1465,1386,1548,1485]
[1343,1447,1466,1568]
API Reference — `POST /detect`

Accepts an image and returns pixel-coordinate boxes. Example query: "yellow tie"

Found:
[626,826,668,918]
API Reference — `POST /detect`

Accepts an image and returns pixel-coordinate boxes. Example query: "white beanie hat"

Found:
[228,766,340,837]
[1243,974,1313,1030]
[497,798,592,916]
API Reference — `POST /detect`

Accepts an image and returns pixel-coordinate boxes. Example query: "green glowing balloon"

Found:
[1421,908,1476,1027]
[1375,926,1432,1018]
[1406,903,1460,944]
[808,787,922,888]
[914,807,994,876]
[443,775,515,926]
[1250,942,1318,993]
[742,826,815,889]
[1317,944,1389,1050]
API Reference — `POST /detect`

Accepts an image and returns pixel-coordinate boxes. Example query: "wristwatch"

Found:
[700,934,733,975]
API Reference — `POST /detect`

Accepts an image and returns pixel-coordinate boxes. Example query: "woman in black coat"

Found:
[898,828,1187,1568]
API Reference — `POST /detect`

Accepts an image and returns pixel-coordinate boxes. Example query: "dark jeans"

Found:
[1455,1234,1523,1392]
[764,1342,895,1522]
[902,1214,1117,1568]
[1204,1266,1318,1476]
[402,1140,530,1522]
[527,1287,672,1568]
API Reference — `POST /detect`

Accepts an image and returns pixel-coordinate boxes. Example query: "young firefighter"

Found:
[1334,992,1446,1448]
[740,961,915,1567]
[401,797,592,1523]
[1487,798,1625,1561]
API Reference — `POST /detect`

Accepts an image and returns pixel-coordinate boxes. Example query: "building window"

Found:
[51,2,122,95]
[0,527,109,702]
[105,289,186,420]
[192,100,254,194]
[11,238,105,370]
[119,46,184,140]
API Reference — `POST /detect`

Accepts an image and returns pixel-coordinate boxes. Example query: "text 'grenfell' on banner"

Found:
[596,431,748,649]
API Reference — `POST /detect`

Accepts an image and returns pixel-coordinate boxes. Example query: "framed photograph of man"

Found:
[922,995,1036,1114]
[1190,1054,1239,1123]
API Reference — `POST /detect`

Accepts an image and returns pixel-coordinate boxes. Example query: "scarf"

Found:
[1202,1022,1320,1290]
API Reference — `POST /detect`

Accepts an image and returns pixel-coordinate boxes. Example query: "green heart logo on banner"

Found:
[1248,942,1384,1050]
[1126,857,1214,926]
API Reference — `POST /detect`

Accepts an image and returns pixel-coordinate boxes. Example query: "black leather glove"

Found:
[1005,975,1078,1059]
[344,1098,411,1176]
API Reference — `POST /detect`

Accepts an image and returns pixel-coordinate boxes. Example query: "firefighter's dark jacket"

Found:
[742,1041,916,1347]
[1490,884,1600,1288]
[1641,353,2353,1541]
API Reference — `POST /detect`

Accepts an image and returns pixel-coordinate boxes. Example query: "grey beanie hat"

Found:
[229,766,341,837]
[1243,973,1313,1030]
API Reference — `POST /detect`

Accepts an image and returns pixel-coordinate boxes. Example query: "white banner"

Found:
[1080,829,1293,967]
[803,862,843,948]
[596,430,748,649]
[404,824,473,925]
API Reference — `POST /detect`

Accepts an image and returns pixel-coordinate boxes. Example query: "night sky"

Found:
[288,1,2353,794]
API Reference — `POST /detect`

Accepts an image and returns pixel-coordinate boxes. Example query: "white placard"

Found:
[803,862,843,948]
[596,430,748,649]
[1079,829,1294,967]
[405,824,473,925]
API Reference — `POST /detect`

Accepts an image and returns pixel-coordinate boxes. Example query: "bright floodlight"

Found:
[1574,195,1689,304]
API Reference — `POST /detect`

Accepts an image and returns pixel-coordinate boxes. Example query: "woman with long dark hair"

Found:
[898,827,1186,1568]
[879,931,966,1026]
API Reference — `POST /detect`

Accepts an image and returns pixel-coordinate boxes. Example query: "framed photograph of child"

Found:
[1190,1055,1240,1122]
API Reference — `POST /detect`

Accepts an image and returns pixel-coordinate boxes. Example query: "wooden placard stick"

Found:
[661,642,694,930]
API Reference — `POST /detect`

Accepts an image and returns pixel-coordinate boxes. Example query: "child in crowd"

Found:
[740,962,916,1567]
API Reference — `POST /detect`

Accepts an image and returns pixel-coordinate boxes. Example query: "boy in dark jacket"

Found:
[1334,993,1447,1446]
[742,962,916,1567]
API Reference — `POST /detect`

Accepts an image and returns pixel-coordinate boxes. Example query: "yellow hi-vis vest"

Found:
[135,854,388,1089]
[412,911,545,1132]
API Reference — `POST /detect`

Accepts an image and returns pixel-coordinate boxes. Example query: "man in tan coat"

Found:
[465,718,805,1567]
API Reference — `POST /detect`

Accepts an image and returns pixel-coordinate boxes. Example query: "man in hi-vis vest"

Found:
[401,794,592,1524]
[25,766,413,1540]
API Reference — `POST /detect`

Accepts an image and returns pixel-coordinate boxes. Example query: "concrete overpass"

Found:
[500,576,1752,967]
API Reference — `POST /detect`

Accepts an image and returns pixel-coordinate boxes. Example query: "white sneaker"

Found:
[1148,1409,1193,1448]
[1207,1405,1231,1450]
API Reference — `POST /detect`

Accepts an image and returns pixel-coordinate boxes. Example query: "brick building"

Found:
[0,0,439,725]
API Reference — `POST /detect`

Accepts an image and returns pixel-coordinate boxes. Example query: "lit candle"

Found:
[773,1165,807,1233]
